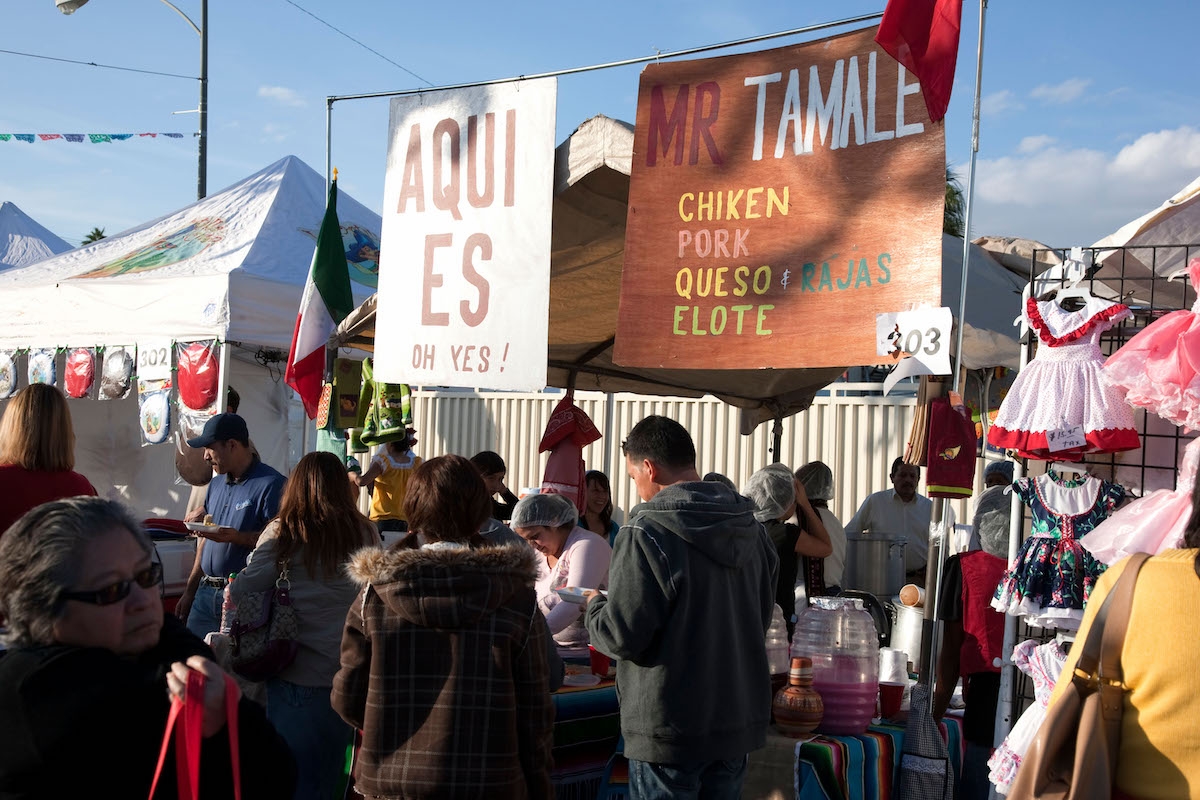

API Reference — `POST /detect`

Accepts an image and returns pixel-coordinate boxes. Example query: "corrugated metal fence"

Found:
[409,386,974,526]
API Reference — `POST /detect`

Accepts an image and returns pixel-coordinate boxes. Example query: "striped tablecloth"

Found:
[552,677,621,800]
[794,714,965,800]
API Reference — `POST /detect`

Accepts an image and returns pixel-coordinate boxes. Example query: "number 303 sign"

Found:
[875,307,953,375]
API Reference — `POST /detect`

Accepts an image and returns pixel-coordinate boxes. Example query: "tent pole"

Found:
[926,0,989,715]
[216,340,230,414]
[771,415,783,464]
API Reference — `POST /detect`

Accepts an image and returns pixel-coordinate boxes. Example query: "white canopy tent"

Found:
[0,201,73,271]
[0,155,380,516]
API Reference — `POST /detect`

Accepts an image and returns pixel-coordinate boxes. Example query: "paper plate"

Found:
[562,673,601,687]
[555,587,589,604]
[184,522,221,534]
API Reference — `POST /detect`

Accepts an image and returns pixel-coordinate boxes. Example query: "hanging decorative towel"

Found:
[539,391,603,513]
[176,340,219,411]
[0,350,16,399]
[359,358,413,446]
[99,346,134,400]
[64,347,96,398]
[138,378,173,446]
[926,393,978,499]
[27,349,56,386]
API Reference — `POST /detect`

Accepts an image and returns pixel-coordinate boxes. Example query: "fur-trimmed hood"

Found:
[347,542,540,629]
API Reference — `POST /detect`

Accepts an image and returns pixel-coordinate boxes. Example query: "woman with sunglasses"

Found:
[230,451,380,800]
[0,496,296,799]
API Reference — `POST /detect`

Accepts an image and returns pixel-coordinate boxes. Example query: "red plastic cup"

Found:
[879,681,905,719]
[588,645,611,676]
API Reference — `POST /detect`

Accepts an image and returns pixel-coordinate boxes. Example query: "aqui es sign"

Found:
[615,26,945,369]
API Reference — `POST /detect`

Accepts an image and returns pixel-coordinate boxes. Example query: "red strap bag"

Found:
[148,669,242,800]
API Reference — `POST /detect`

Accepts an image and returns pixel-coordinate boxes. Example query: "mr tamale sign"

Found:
[614,25,945,369]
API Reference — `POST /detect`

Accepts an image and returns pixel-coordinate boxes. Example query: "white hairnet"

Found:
[975,488,1012,558]
[795,461,834,502]
[744,464,795,522]
[511,492,578,530]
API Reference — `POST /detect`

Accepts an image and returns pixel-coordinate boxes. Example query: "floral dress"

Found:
[991,471,1123,630]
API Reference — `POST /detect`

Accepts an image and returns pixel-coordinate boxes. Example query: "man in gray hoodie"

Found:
[583,415,778,800]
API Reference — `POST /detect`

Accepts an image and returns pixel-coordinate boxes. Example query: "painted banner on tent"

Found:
[372,78,557,390]
[614,25,945,369]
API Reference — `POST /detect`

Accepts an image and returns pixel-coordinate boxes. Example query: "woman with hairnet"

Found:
[512,493,612,656]
[932,497,1010,800]
[794,461,847,596]
[744,464,832,640]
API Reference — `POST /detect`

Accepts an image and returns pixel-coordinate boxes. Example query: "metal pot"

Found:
[889,601,926,673]
[842,533,907,598]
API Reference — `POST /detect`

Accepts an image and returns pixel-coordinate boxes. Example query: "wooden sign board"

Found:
[614,26,945,369]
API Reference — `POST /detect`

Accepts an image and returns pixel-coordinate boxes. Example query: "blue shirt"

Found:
[200,457,286,578]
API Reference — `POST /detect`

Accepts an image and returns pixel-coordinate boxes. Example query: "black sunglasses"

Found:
[61,563,163,606]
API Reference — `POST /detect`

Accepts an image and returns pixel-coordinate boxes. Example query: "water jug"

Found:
[764,604,791,696]
[792,596,879,735]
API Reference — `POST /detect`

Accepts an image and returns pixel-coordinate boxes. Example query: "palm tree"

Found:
[82,227,106,245]
[944,166,966,238]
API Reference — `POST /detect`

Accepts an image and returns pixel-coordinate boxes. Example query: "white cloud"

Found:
[1030,78,1091,105]
[257,86,305,108]
[1017,135,1056,154]
[261,123,290,143]
[981,90,1023,116]
[973,126,1200,245]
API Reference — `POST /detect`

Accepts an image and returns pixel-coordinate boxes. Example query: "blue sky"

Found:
[2,1,1199,249]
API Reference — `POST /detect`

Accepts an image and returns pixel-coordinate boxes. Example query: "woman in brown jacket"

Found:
[332,454,554,800]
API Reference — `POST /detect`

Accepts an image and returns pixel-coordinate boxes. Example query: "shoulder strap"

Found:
[1073,553,1150,687]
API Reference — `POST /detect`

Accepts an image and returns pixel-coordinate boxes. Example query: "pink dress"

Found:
[1082,436,1200,565]
[988,296,1139,460]
[1102,256,1200,431]
[987,639,1068,794]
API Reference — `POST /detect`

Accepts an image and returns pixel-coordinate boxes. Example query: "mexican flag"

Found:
[285,178,354,419]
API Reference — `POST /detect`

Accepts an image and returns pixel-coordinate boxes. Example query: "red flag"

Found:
[875,0,963,122]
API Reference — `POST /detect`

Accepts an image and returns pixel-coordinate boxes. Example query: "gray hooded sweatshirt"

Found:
[584,480,778,764]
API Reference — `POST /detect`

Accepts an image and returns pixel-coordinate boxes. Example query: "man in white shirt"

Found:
[845,457,953,583]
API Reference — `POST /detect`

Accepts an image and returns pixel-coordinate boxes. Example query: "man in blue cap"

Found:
[176,412,286,639]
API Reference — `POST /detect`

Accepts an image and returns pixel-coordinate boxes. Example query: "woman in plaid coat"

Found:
[332,454,554,800]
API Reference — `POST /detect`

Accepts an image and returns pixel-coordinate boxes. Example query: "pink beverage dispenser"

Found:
[791,596,879,735]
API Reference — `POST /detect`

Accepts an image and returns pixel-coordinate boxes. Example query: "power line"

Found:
[328,11,883,103]
[0,47,196,81]
[280,0,434,87]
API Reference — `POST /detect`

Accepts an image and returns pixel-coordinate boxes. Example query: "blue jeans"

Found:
[628,755,748,800]
[960,743,992,800]
[267,678,355,800]
[186,583,222,639]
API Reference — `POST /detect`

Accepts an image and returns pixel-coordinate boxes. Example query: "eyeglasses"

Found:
[61,563,163,606]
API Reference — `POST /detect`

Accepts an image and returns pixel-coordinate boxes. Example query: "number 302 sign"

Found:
[137,339,173,381]
[875,307,953,376]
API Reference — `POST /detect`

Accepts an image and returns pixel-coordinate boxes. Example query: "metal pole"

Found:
[325,98,333,190]
[197,0,207,199]
[925,0,988,714]
[952,0,987,397]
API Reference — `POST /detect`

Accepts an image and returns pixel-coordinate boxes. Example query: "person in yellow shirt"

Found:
[1048,479,1200,800]
[352,429,420,533]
